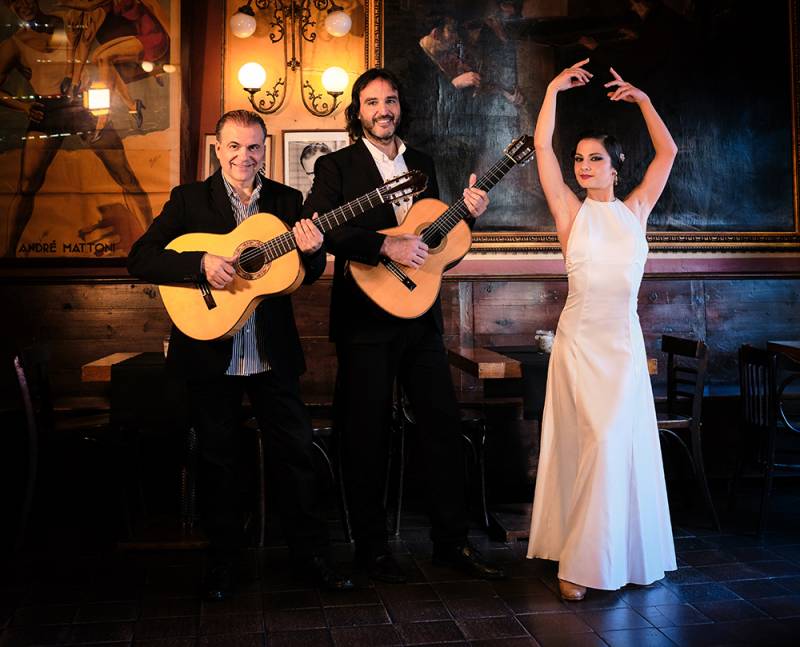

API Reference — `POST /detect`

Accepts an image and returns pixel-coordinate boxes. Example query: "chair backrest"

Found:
[662,335,708,421]
[738,344,776,431]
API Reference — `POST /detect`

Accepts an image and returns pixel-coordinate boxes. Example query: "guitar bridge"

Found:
[197,280,217,310]
[380,258,416,291]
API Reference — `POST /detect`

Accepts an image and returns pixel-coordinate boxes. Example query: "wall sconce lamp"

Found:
[231,0,352,116]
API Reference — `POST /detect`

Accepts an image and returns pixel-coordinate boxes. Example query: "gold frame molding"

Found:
[370,0,800,254]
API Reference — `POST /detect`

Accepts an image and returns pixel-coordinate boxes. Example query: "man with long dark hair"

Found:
[302,68,505,583]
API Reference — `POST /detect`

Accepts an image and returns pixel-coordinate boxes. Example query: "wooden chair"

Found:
[729,345,800,534]
[387,384,491,535]
[656,335,720,530]
[12,345,112,550]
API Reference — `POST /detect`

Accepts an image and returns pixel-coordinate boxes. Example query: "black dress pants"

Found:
[335,318,469,555]
[187,370,328,561]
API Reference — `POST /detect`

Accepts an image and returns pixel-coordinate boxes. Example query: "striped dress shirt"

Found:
[221,171,271,376]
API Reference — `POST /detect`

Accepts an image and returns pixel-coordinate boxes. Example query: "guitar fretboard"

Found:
[421,153,519,246]
[237,188,385,266]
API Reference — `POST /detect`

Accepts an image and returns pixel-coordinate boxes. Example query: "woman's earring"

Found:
[613,172,619,186]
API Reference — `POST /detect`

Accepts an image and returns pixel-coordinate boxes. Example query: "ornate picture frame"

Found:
[372,0,800,253]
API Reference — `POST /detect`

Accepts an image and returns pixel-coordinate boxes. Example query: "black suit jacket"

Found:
[301,138,441,343]
[127,170,325,380]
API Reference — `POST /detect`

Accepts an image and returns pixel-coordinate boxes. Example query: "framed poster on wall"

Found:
[0,0,181,260]
[282,130,349,200]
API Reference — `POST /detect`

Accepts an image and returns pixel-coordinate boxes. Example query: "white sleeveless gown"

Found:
[527,198,677,590]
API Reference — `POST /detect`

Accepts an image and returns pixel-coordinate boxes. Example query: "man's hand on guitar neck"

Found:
[381,234,429,269]
[294,216,323,255]
[463,173,489,218]
[201,252,238,289]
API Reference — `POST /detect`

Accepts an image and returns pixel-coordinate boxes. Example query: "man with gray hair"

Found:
[128,109,353,600]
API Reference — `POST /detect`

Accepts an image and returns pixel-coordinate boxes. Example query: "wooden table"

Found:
[448,345,657,541]
[448,346,545,541]
[80,351,205,549]
[448,346,522,380]
[81,352,142,382]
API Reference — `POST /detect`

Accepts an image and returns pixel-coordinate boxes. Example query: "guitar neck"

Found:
[260,188,385,262]
[421,153,519,245]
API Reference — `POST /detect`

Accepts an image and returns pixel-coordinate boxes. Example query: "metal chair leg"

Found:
[180,426,198,534]
[477,421,489,529]
[335,433,353,543]
[255,427,266,548]
[393,426,405,537]
[690,424,721,531]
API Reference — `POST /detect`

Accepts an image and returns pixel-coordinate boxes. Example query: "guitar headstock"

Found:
[379,170,428,203]
[505,135,535,166]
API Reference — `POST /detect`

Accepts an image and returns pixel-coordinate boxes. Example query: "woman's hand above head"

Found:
[604,67,649,104]
[548,58,593,93]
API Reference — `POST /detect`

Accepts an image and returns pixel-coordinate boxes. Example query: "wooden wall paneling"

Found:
[471,279,568,346]
[637,279,707,387]
[704,278,800,385]
[452,279,474,393]
[4,275,800,406]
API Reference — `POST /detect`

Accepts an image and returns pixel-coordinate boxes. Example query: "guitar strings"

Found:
[235,189,385,266]
[235,175,422,267]
[420,155,517,246]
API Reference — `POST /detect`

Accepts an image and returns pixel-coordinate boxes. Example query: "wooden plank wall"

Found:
[3,275,799,399]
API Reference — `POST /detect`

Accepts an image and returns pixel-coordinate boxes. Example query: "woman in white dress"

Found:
[527,59,678,601]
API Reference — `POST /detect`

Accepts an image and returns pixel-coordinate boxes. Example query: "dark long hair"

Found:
[345,68,411,141]
[573,130,625,171]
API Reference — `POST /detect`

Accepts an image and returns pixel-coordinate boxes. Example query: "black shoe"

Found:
[300,555,354,591]
[432,543,506,580]
[203,559,235,601]
[355,551,407,583]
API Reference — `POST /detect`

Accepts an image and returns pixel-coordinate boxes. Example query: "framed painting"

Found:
[202,133,272,180]
[282,130,350,200]
[375,0,800,252]
[0,0,180,260]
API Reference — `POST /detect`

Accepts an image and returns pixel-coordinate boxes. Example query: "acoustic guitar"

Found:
[160,171,428,341]
[349,135,535,319]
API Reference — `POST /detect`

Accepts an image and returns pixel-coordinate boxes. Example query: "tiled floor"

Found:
[2,485,800,646]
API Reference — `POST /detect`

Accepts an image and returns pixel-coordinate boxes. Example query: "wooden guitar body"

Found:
[349,198,472,319]
[159,213,304,341]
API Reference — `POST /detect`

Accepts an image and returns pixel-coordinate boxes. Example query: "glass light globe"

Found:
[230,10,257,38]
[324,10,351,37]
[321,66,348,94]
[162,64,176,74]
[84,83,110,115]
[238,62,266,90]
[141,60,154,73]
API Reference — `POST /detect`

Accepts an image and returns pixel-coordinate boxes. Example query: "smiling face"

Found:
[215,121,265,187]
[357,77,401,146]
[574,138,616,191]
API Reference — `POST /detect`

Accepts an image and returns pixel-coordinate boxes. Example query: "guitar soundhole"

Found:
[235,240,270,280]
[418,226,446,253]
